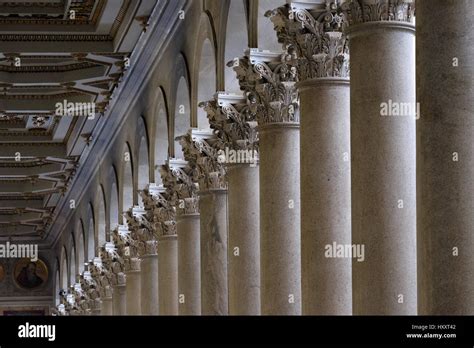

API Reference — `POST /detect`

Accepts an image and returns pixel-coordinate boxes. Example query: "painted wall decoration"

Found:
[0,263,5,283]
[13,259,48,290]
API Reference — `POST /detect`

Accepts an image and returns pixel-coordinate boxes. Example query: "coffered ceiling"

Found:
[0,0,158,239]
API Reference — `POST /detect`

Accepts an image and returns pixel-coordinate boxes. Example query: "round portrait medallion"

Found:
[13,258,48,290]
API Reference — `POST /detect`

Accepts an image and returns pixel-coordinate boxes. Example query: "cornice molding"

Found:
[0,62,97,73]
[0,34,113,42]
[47,0,188,248]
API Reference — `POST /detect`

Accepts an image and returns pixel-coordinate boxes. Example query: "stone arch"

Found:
[69,234,76,285]
[173,56,191,159]
[60,246,68,290]
[54,262,60,306]
[96,185,107,248]
[136,118,150,205]
[224,0,248,93]
[122,142,135,211]
[108,166,120,229]
[193,13,217,128]
[258,0,284,52]
[151,88,169,181]
[197,39,216,128]
[76,219,86,274]
[86,203,96,260]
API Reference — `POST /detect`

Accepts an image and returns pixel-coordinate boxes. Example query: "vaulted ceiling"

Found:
[0,0,157,239]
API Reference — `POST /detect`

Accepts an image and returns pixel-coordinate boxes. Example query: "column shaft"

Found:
[112,285,126,315]
[199,189,229,315]
[227,164,261,315]
[158,235,178,315]
[125,268,141,315]
[417,0,474,314]
[177,214,201,315]
[141,254,159,315]
[348,20,417,314]
[299,79,352,314]
[259,123,301,315]
[100,297,113,315]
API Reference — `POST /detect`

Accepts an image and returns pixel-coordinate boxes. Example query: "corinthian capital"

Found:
[201,93,259,158]
[342,0,415,25]
[248,49,300,125]
[71,282,91,315]
[144,182,177,237]
[265,5,299,48]
[161,158,200,215]
[124,205,156,255]
[89,257,113,299]
[227,56,262,94]
[111,224,139,259]
[177,129,227,191]
[268,1,349,79]
[161,159,198,199]
[100,242,126,286]
[79,269,101,312]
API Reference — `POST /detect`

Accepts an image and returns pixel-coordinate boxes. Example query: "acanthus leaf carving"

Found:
[230,50,300,125]
[177,129,227,191]
[267,1,350,80]
[342,0,415,25]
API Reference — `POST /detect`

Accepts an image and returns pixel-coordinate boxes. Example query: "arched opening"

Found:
[69,239,76,285]
[55,267,60,306]
[155,107,169,181]
[225,0,248,93]
[97,186,106,247]
[123,143,134,210]
[197,38,216,128]
[110,174,119,230]
[86,204,96,261]
[60,247,68,290]
[174,77,190,159]
[138,135,150,206]
[258,0,285,52]
[77,220,85,274]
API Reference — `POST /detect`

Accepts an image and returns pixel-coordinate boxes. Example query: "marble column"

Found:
[161,159,202,315]
[90,257,113,315]
[247,49,301,315]
[125,258,141,315]
[177,201,201,315]
[112,284,126,315]
[101,297,113,315]
[417,0,474,314]
[158,232,178,315]
[114,223,141,315]
[136,188,165,315]
[106,233,128,316]
[276,2,352,315]
[207,92,261,315]
[140,183,178,315]
[140,243,159,315]
[227,163,260,315]
[344,0,417,314]
[178,129,229,315]
[199,188,228,315]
